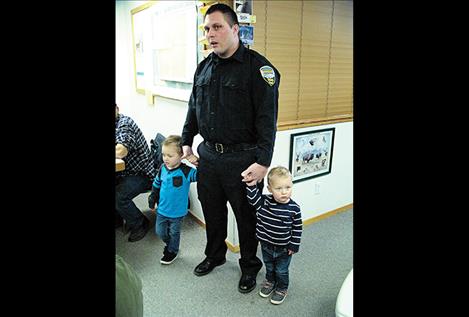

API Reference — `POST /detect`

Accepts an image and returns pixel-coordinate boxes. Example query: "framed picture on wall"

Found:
[289,128,335,183]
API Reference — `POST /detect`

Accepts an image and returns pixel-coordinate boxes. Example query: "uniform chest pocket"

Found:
[195,77,210,107]
[172,176,183,188]
[221,79,249,128]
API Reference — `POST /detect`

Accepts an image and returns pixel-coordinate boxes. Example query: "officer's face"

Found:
[204,11,239,58]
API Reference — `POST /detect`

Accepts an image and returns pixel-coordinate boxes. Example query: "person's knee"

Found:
[116,187,131,204]
[115,195,127,210]
[116,195,133,212]
[169,228,179,238]
[155,225,164,237]
[275,260,290,275]
[276,266,289,275]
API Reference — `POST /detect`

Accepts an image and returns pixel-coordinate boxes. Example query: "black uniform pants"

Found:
[196,142,263,275]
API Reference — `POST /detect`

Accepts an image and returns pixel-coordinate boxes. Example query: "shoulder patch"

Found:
[259,66,275,86]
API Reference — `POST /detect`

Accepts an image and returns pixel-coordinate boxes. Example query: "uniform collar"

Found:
[230,40,245,62]
[210,40,245,64]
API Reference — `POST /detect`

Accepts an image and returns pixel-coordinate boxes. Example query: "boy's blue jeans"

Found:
[156,214,184,254]
[260,242,292,291]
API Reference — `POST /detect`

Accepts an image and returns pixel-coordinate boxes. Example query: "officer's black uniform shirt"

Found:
[182,41,280,167]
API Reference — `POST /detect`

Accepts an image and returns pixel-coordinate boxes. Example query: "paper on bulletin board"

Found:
[235,0,252,14]
[237,13,255,24]
[239,25,253,46]
[199,5,209,15]
[198,37,209,46]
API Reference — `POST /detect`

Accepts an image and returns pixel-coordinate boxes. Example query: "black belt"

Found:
[205,141,257,154]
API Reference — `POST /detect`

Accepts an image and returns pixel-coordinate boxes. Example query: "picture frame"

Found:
[289,128,335,183]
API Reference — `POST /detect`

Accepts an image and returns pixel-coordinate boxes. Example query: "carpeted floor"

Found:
[116,193,353,317]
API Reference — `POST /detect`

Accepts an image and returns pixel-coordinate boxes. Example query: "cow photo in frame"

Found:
[289,128,335,183]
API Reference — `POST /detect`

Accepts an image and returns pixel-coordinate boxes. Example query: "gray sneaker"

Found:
[270,290,287,305]
[259,280,275,297]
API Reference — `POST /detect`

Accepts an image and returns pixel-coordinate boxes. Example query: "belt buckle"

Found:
[215,143,224,153]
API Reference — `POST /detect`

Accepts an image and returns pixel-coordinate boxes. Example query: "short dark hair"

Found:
[204,3,239,27]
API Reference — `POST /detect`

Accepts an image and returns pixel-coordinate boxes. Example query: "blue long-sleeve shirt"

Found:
[152,163,197,218]
[246,184,302,252]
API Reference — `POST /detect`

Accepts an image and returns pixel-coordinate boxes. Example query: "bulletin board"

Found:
[152,2,196,83]
[131,1,197,101]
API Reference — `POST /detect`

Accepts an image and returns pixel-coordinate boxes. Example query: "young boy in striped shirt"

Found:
[246,166,302,305]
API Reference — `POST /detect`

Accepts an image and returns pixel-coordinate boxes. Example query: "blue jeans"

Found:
[116,174,151,229]
[260,242,292,291]
[156,214,184,254]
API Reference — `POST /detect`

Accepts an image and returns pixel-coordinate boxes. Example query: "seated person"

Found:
[116,104,155,242]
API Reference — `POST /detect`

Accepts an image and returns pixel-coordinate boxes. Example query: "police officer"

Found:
[181,3,280,293]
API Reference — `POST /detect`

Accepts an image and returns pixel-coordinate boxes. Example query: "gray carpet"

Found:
[116,194,353,317]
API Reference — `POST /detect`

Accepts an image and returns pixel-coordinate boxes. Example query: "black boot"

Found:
[128,217,150,242]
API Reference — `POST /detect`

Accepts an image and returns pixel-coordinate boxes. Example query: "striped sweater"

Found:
[246,184,303,253]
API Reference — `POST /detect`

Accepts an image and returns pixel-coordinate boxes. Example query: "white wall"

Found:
[271,123,353,220]
[116,1,194,143]
[116,2,353,247]
[116,0,212,235]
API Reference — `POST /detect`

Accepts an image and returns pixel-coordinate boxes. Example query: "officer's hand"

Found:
[182,145,199,166]
[241,163,268,183]
[181,145,193,159]
[246,179,257,186]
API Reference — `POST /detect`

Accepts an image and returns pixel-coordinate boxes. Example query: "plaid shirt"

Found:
[116,114,155,180]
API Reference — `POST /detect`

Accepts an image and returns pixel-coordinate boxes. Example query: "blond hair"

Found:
[267,166,292,186]
[162,135,183,155]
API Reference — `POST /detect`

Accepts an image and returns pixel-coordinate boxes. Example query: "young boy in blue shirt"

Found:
[148,135,198,264]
